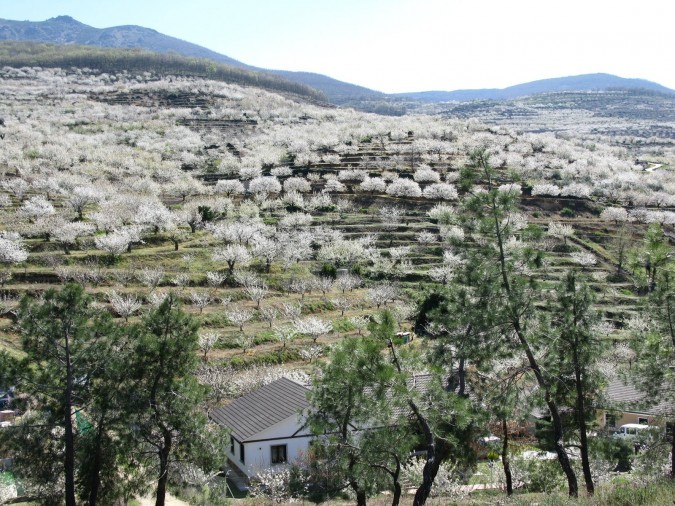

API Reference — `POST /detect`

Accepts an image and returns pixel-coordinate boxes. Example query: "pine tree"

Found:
[15,284,122,506]
[127,293,224,506]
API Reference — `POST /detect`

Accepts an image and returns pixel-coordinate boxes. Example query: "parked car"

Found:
[612,423,651,438]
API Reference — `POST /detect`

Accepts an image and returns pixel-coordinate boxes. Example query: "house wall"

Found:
[225,414,313,478]
[240,434,312,476]
[596,410,657,429]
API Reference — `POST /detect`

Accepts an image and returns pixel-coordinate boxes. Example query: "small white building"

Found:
[209,377,312,478]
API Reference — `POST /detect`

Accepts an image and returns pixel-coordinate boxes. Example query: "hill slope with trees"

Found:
[0,65,672,505]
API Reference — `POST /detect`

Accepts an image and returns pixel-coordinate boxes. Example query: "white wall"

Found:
[241,434,312,477]
[225,413,313,478]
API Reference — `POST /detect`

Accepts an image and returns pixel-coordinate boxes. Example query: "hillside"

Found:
[0,64,673,504]
[0,65,672,352]
[0,15,382,105]
[0,41,327,103]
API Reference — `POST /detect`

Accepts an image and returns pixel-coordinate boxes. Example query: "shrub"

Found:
[227,348,301,368]
[319,263,337,279]
[332,318,356,333]
[560,207,575,217]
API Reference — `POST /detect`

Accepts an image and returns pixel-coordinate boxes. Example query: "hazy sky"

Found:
[3,0,674,93]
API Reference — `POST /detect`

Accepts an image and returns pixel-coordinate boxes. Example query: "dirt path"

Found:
[138,493,190,506]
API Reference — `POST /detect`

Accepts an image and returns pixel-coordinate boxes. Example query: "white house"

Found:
[209,377,312,479]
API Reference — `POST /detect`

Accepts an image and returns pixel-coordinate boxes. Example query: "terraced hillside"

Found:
[0,65,673,375]
[426,88,675,160]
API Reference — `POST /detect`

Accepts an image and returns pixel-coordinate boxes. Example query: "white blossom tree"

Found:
[248,176,282,196]
[189,291,213,313]
[335,273,362,293]
[259,305,278,328]
[19,195,55,222]
[283,177,311,194]
[51,221,94,255]
[422,183,458,200]
[273,326,298,349]
[294,316,332,343]
[331,296,353,316]
[548,222,575,246]
[107,290,142,321]
[68,186,104,220]
[214,179,245,197]
[205,271,227,290]
[0,232,28,265]
[226,307,254,332]
[367,283,399,308]
[137,266,165,291]
[299,345,324,363]
[386,178,422,197]
[600,207,629,224]
[413,166,441,183]
[280,302,302,322]
[570,251,597,268]
[213,244,252,273]
[244,283,268,310]
[198,332,220,362]
[359,177,387,193]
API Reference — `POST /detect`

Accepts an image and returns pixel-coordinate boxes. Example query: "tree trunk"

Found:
[355,488,367,506]
[64,334,77,506]
[502,418,513,496]
[391,481,402,506]
[574,358,594,495]
[155,432,172,506]
[520,334,578,497]
[412,443,449,506]
[671,417,674,479]
[88,415,106,506]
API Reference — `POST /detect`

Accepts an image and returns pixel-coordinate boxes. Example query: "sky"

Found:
[2,0,674,93]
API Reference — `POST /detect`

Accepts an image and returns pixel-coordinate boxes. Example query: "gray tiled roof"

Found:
[209,377,310,442]
[604,377,674,416]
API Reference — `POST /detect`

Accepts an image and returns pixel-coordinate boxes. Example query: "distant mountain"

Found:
[393,73,675,102]
[0,15,249,67]
[0,16,382,104]
[268,70,384,103]
[2,17,673,109]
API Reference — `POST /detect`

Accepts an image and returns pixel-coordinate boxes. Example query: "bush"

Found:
[253,330,277,345]
[319,263,337,279]
[332,318,356,333]
[197,313,229,328]
[560,207,575,217]
[227,348,301,368]
[302,300,335,314]
[513,457,564,493]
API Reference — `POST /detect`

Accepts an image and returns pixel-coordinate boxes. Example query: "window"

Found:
[271,444,287,464]
[666,422,673,437]
[604,413,616,428]
[239,442,245,464]
[230,436,235,455]
[638,417,648,425]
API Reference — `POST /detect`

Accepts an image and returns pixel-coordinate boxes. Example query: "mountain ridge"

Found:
[1,16,673,106]
[392,73,674,102]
